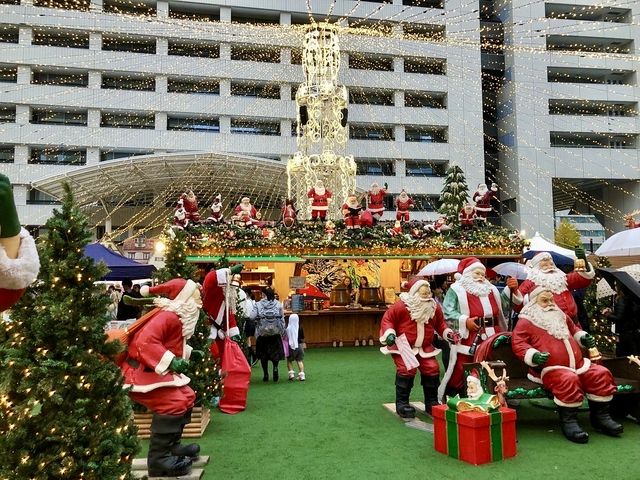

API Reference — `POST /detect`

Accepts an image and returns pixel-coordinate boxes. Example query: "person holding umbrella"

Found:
[601,276,640,356]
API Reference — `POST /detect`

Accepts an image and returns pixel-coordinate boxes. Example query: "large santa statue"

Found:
[512,287,622,443]
[516,251,594,322]
[342,194,363,230]
[366,182,387,222]
[0,174,40,312]
[179,189,200,223]
[233,197,258,228]
[126,278,203,477]
[380,278,457,417]
[395,190,414,223]
[472,183,498,221]
[440,257,520,399]
[307,180,332,222]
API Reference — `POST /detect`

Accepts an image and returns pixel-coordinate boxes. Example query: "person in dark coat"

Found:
[250,288,285,382]
[603,283,640,356]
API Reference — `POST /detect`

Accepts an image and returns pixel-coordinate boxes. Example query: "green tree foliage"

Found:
[438,165,469,221]
[583,257,616,353]
[554,220,581,249]
[153,229,196,283]
[0,183,139,479]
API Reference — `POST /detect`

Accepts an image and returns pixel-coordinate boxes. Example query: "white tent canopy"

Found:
[524,232,577,260]
[595,228,640,257]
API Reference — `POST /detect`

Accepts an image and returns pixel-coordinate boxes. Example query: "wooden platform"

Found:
[132,455,209,480]
[383,402,434,433]
[133,407,211,439]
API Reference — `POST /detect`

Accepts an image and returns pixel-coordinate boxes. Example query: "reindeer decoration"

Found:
[480,361,510,408]
[623,210,640,229]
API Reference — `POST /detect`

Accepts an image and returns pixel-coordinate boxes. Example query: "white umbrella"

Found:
[618,264,640,282]
[417,259,460,276]
[595,228,640,257]
[493,262,528,280]
[596,278,616,299]
[524,232,577,261]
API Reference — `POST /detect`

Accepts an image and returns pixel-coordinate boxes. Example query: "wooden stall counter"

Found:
[287,307,388,348]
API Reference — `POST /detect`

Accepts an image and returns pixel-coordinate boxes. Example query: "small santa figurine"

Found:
[0,174,40,312]
[207,194,224,224]
[472,183,498,221]
[366,182,387,222]
[395,190,414,223]
[307,179,332,222]
[325,220,336,240]
[233,197,258,228]
[179,189,200,223]
[425,216,450,233]
[173,200,189,230]
[388,220,402,237]
[342,193,363,230]
[282,198,297,228]
[458,203,477,228]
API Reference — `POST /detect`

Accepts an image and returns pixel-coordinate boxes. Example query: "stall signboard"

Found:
[289,276,306,289]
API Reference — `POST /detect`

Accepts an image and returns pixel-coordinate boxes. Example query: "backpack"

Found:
[256,300,284,337]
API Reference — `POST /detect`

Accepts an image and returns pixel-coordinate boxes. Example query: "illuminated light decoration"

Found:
[288,22,356,220]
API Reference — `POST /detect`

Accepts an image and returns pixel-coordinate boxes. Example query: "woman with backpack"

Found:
[251,287,285,382]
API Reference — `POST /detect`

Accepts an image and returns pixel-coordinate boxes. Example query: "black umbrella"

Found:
[596,268,640,301]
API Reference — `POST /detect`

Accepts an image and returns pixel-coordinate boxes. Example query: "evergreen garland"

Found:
[438,164,470,222]
[0,183,139,479]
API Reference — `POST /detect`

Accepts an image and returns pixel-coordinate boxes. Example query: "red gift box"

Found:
[433,405,517,465]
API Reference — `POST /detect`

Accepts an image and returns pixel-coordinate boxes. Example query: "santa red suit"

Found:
[173,205,189,229]
[180,191,200,222]
[367,184,386,220]
[342,197,362,229]
[307,184,332,221]
[458,205,477,228]
[234,198,258,227]
[282,202,296,227]
[472,183,497,220]
[395,193,414,222]
[512,289,616,407]
[202,267,240,360]
[0,228,40,312]
[207,196,223,223]
[516,252,594,321]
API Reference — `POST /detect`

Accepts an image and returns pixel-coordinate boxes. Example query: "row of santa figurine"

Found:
[172,181,498,231]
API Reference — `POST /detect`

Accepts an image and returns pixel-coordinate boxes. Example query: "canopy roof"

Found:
[84,243,156,281]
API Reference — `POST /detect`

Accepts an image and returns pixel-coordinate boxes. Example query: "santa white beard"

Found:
[239,203,252,213]
[457,273,493,297]
[399,293,436,323]
[314,187,325,196]
[399,193,408,202]
[521,302,569,340]
[528,268,568,294]
[155,297,202,340]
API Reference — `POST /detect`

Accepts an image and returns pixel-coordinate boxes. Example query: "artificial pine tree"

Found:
[438,164,469,222]
[0,183,139,479]
[153,229,196,282]
[583,256,616,354]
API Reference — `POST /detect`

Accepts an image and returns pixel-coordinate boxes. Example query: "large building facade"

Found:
[0,0,637,239]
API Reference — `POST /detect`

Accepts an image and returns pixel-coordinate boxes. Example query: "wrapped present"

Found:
[433,404,516,465]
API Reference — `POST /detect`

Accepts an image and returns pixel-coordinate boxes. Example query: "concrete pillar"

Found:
[394,57,404,73]
[219,79,231,97]
[17,66,30,84]
[88,109,101,128]
[156,37,168,55]
[395,125,405,142]
[105,217,112,234]
[86,147,100,165]
[18,27,32,46]
[155,112,167,131]
[156,75,168,93]
[281,83,291,101]
[157,0,168,18]
[220,43,231,59]
[220,6,231,23]
[15,145,28,165]
[280,119,291,137]
[89,33,102,51]
[15,105,30,125]
[90,0,103,12]
[219,116,230,134]
[13,185,27,206]
[394,91,404,108]
[396,159,406,177]
[281,48,291,64]
[88,71,102,89]
[280,12,291,25]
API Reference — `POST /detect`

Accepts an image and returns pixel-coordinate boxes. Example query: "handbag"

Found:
[282,335,290,358]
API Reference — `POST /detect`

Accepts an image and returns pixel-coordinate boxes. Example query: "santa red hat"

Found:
[526,286,550,304]
[140,278,198,302]
[454,257,485,280]
[403,277,430,296]
[527,252,553,270]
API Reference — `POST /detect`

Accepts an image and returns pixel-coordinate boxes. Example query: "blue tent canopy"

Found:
[84,242,156,281]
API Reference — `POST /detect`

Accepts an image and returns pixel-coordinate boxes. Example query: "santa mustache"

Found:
[541,266,556,273]
[542,305,559,311]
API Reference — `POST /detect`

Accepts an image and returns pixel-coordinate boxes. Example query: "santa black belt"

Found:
[477,317,494,327]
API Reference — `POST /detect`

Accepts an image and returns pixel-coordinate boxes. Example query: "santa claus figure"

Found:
[440,257,520,399]
[179,189,200,223]
[125,278,203,477]
[325,220,336,240]
[388,220,402,237]
[379,278,457,417]
[366,182,387,222]
[207,194,224,224]
[458,203,477,228]
[173,201,189,230]
[0,174,40,312]
[233,197,258,228]
[202,264,244,360]
[342,194,363,230]
[307,180,332,222]
[512,288,622,443]
[395,190,414,223]
[282,198,297,227]
[472,183,498,220]
[516,251,594,322]
[425,216,450,234]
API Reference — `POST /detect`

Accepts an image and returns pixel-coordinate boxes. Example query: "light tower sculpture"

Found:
[287,22,356,220]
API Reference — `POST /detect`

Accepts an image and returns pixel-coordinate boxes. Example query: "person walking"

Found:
[286,314,306,381]
[251,288,285,382]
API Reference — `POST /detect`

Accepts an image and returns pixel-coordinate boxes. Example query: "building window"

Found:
[231,81,281,99]
[502,198,517,214]
[127,252,136,259]
[231,45,280,63]
[101,112,155,129]
[102,35,156,54]
[32,29,90,49]
[355,159,395,176]
[167,116,220,132]
[404,91,447,108]
[31,109,87,126]
[142,252,151,260]
[134,237,146,248]
[0,106,16,123]
[30,148,86,165]
[230,119,280,136]
[0,26,18,44]
[405,126,447,143]
[291,49,303,65]
[27,188,60,205]
[34,0,89,10]
[0,65,17,83]
[168,78,220,95]
[168,40,219,59]
[350,124,395,141]
[403,0,444,7]
[168,6,218,22]
[102,75,155,91]
[550,132,637,149]
[409,194,440,212]
[403,23,446,41]
[405,161,446,176]
[0,146,14,163]
[404,57,446,75]
[103,0,156,16]
[349,53,393,71]
[100,150,152,162]
[349,89,394,106]
[32,70,89,87]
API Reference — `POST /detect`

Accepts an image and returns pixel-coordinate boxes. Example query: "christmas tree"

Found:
[438,164,469,222]
[584,257,616,354]
[153,229,196,283]
[0,183,139,479]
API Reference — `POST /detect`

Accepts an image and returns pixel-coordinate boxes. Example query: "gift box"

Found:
[433,405,516,465]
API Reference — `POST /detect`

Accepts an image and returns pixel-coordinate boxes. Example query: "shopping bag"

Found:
[218,337,251,414]
[282,336,290,358]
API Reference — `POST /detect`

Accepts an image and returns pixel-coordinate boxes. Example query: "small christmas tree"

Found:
[438,164,469,222]
[584,257,616,354]
[554,220,581,249]
[153,229,196,282]
[0,183,139,479]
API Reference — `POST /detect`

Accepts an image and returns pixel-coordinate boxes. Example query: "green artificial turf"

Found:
[141,348,640,479]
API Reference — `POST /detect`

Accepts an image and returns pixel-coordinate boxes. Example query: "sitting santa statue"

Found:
[342,194,363,230]
[425,216,450,234]
[233,197,258,228]
[472,183,498,221]
[282,198,297,227]
[179,189,200,223]
[388,220,402,237]
[366,182,387,223]
[207,194,224,224]
[458,203,477,228]
[307,179,332,222]
[512,288,622,443]
[395,190,414,223]
[0,174,40,312]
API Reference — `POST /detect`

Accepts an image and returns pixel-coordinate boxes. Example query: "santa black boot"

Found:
[588,400,623,437]
[557,407,589,444]
[421,375,440,415]
[170,409,200,459]
[395,374,416,419]
[148,414,193,477]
